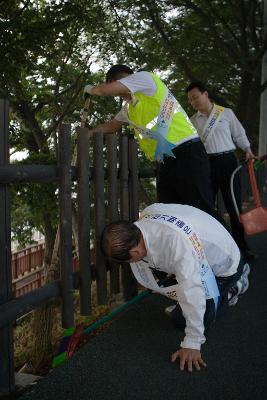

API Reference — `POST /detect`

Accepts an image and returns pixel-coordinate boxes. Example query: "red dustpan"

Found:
[231,159,267,235]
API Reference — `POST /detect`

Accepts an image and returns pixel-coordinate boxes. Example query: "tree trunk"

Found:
[236,69,254,125]
[246,73,261,147]
[30,214,57,373]
[237,66,261,146]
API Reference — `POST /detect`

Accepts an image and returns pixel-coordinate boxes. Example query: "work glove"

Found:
[84,84,95,96]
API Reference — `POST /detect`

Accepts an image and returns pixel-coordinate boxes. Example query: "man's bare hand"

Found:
[171,348,207,372]
[245,148,258,161]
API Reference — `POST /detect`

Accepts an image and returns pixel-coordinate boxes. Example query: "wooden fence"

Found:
[0,98,155,396]
[12,244,70,297]
[12,244,45,279]
[11,244,96,297]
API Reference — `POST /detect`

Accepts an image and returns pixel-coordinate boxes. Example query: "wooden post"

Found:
[93,133,107,304]
[0,98,15,396]
[58,124,74,328]
[119,133,137,300]
[106,134,120,294]
[119,133,129,220]
[77,127,91,315]
[129,135,139,221]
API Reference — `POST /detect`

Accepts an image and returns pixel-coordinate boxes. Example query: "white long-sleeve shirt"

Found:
[190,107,250,154]
[132,203,240,350]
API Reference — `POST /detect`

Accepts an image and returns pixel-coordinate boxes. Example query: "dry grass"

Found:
[14,282,111,376]
[14,270,142,376]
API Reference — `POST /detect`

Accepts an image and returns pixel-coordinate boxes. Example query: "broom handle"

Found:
[248,159,261,208]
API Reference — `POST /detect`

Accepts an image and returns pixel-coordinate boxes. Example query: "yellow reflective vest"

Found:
[128,72,197,161]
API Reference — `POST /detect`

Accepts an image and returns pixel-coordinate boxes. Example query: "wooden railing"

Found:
[12,243,44,278]
[11,244,94,297]
[12,243,45,297]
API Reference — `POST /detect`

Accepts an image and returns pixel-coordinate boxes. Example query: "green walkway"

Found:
[20,232,267,400]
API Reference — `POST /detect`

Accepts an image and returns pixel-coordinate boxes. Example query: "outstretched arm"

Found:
[84,81,130,135]
[90,118,123,135]
[85,81,131,97]
[166,231,207,371]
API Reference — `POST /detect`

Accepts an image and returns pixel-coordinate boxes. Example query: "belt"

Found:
[180,137,201,147]
[172,137,201,155]
[208,150,235,157]
[162,137,201,160]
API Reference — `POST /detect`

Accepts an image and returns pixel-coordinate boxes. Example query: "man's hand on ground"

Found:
[171,348,207,372]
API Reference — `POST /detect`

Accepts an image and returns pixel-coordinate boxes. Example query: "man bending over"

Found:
[101,203,250,372]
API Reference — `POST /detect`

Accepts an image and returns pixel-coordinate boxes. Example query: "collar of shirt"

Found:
[195,110,209,120]
[195,103,215,119]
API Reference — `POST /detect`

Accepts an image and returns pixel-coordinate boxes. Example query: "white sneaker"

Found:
[228,287,239,306]
[228,263,250,306]
[165,304,176,317]
[237,263,250,295]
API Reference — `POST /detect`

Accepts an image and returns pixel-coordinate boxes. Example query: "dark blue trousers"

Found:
[169,255,246,332]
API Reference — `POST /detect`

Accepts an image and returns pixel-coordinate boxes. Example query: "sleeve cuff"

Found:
[180,336,205,350]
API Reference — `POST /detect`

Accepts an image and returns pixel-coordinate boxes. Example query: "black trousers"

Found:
[157,139,219,220]
[170,255,246,332]
[208,152,248,251]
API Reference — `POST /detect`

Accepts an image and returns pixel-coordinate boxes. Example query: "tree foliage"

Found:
[1,0,265,271]
[1,0,117,246]
[102,0,265,145]
[1,0,265,262]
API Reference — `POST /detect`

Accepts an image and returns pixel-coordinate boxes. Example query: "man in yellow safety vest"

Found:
[85,65,216,218]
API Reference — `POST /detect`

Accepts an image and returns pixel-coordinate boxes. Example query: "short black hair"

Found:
[106,64,134,83]
[101,220,141,262]
[185,81,208,94]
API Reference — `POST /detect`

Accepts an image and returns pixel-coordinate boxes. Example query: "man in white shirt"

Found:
[84,65,219,220]
[186,81,256,260]
[101,203,250,372]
